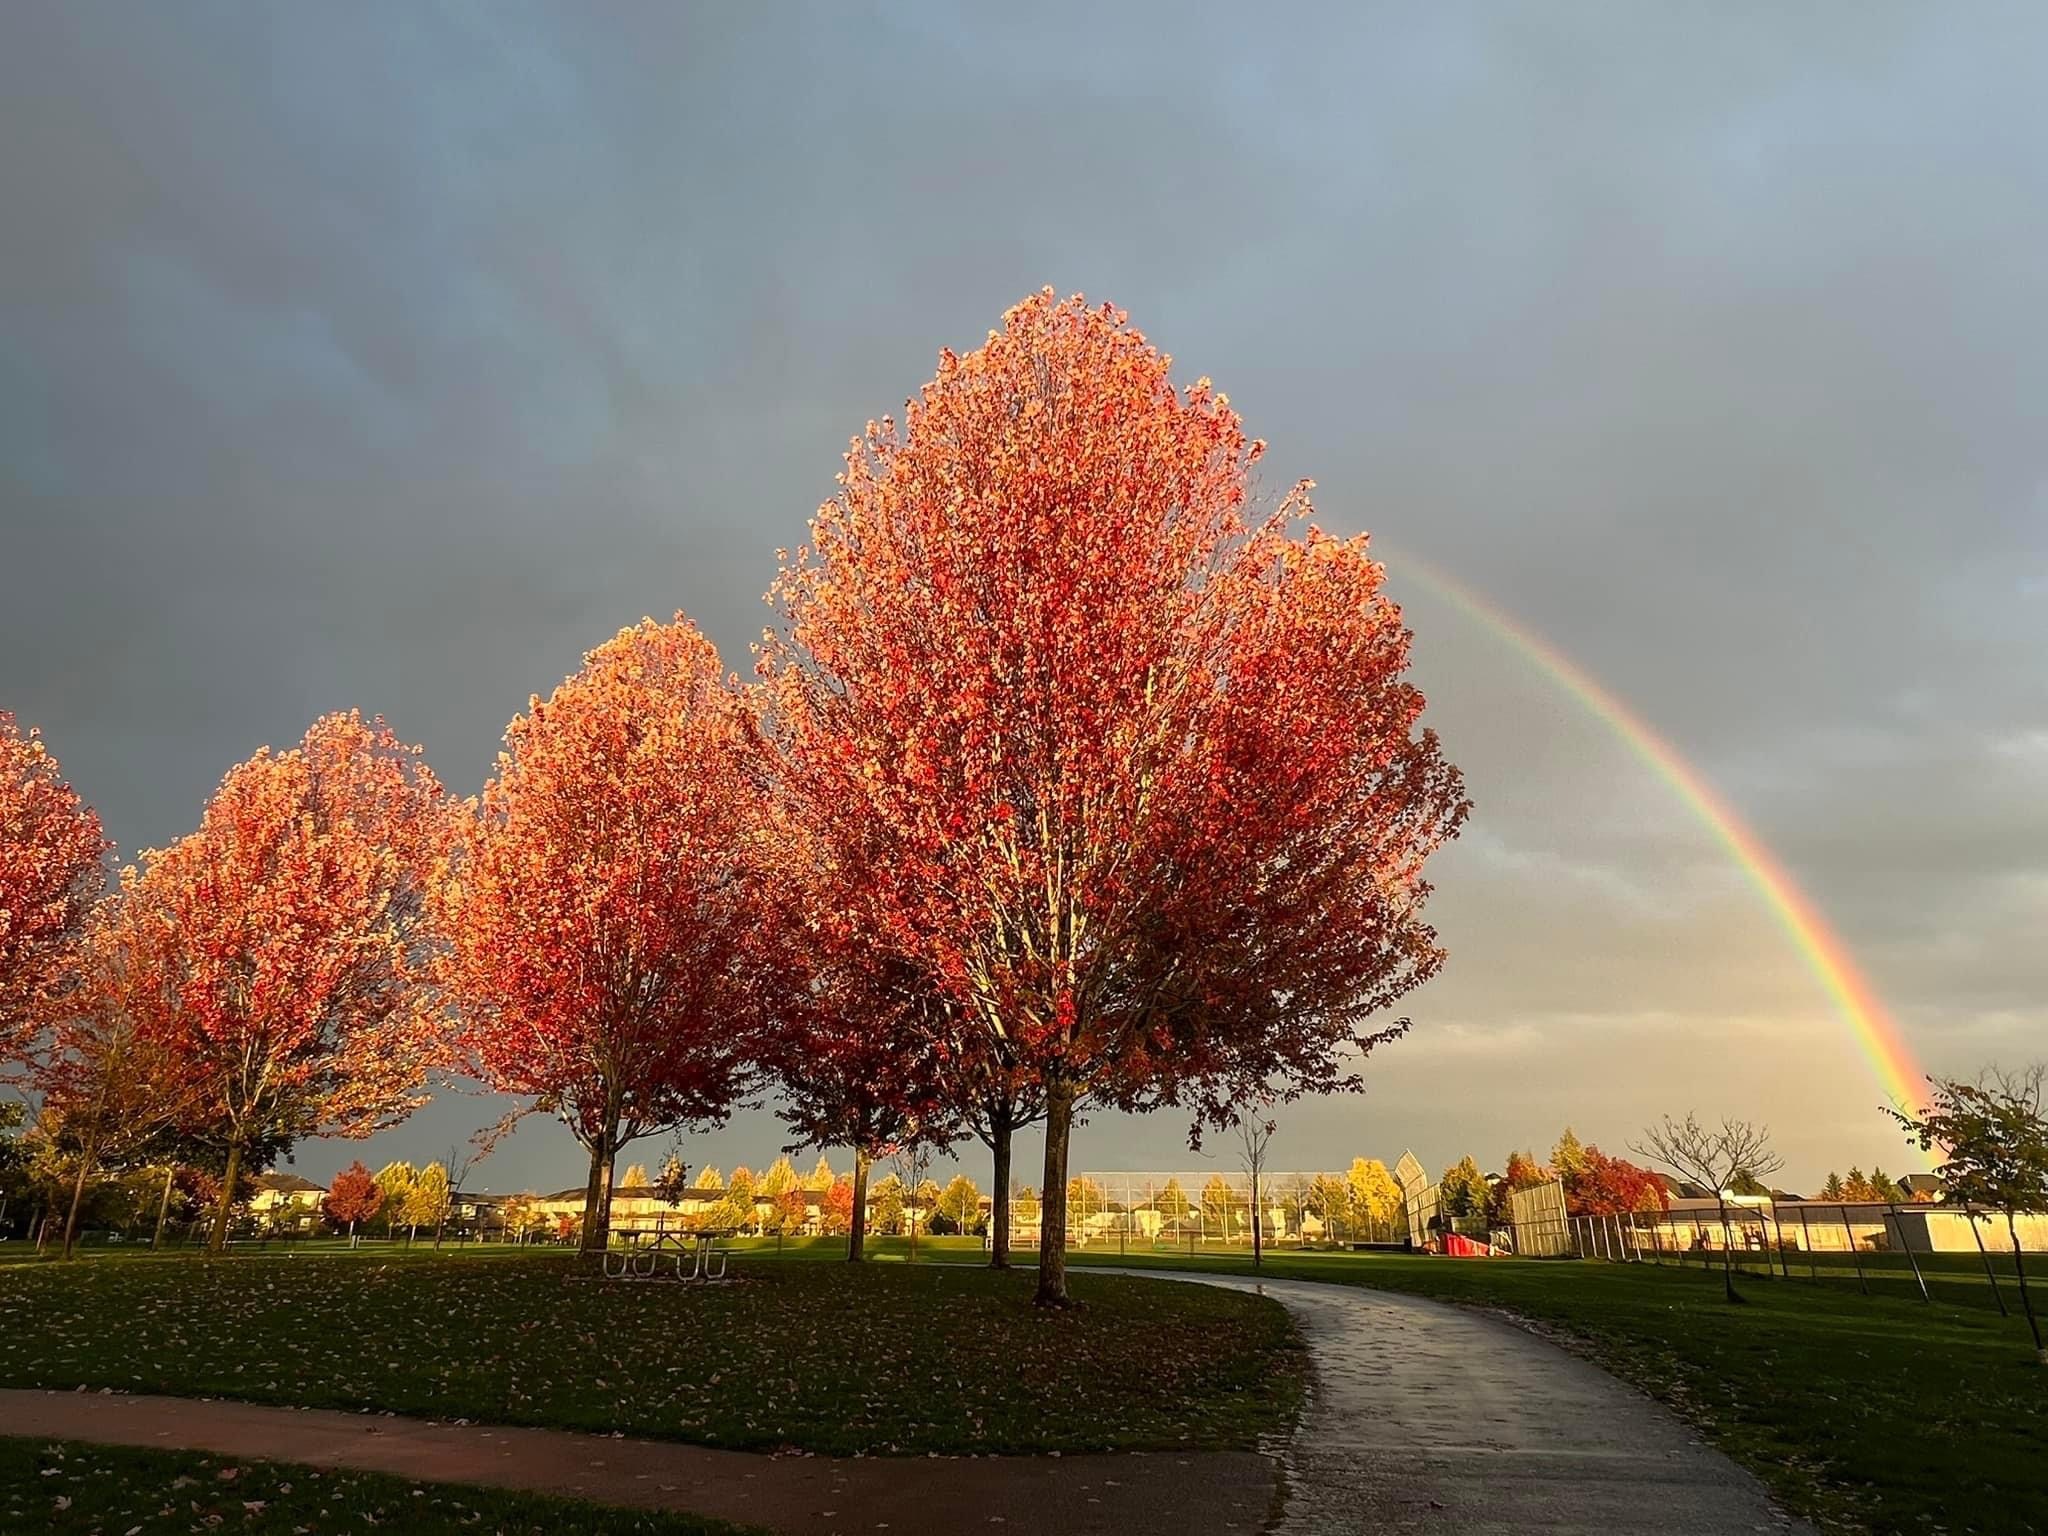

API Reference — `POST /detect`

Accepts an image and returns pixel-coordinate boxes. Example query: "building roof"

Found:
[255,1172,325,1195]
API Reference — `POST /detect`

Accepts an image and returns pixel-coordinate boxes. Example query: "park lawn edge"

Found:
[0,1433,766,1536]
[0,1251,1309,1460]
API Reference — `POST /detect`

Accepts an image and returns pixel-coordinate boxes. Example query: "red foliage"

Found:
[819,1175,854,1236]
[1568,1146,1668,1217]
[436,617,773,1251]
[774,1186,809,1234]
[759,291,1468,1299]
[324,1160,382,1229]
[0,714,107,1073]
[1487,1149,1552,1224]
[120,713,455,1247]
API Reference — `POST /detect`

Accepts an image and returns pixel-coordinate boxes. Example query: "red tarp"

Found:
[1442,1233,1494,1257]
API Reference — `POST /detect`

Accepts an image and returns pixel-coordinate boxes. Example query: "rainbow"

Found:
[1387,552,1927,1110]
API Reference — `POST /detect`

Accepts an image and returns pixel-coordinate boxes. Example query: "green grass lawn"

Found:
[1066,1246,2047,1536]
[0,1248,1303,1457]
[2,1436,757,1535]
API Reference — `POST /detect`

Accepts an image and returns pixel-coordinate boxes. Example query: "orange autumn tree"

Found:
[323,1159,382,1242]
[36,896,203,1258]
[437,618,772,1254]
[123,713,455,1250]
[761,291,1468,1304]
[0,714,107,1075]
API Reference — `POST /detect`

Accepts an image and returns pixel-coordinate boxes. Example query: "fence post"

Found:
[1799,1204,1817,1282]
[1649,1219,1663,1266]
[1886,1200,1931,1302]
[1839,1203,1868,1294]
[1966,1207,2009,1317]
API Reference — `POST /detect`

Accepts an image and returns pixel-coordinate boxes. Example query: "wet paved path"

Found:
[1109,1270,1813,1535]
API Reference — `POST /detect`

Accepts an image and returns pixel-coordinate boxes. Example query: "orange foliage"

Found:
[436,617,773,1251]
[0,714,107,1072]
[120,712,454,1245]
[760,291,1467,1299]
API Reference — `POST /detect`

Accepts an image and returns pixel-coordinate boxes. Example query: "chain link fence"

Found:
[1546,1198,2048,1316]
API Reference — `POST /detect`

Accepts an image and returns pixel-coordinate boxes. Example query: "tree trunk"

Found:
[848,1148,870,1262]
[1716,1194,1740,1302]
[208,1141,243,1254]
[989,1112,1013,1269]
[1251,1165,1263,1269]
[2008,1211,2044,1359]
[578,1127,616,1255]
[152,1165,175,1250]
[1034,1076,1076,1307]
[62,1155,93,1260]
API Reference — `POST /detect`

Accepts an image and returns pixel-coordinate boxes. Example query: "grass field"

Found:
[9,1235,2042,1532]
[0,1246,1303,1456]
[2,1436,756,1535]
[1064,1246,2047,1536]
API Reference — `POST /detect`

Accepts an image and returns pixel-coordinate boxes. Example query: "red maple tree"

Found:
[1568,1146,1669,1217]
[819,1175,855,1236]
[36,896,202,1256]
[772,1008,958,1260]
[0,714,107,1075]
[437,617,773,1253]
[323,1159,382,1240]
[122,712,456,1250]
[761,291,1468,1303]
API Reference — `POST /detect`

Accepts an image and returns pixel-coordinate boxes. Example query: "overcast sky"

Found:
[5,3,2044,1196]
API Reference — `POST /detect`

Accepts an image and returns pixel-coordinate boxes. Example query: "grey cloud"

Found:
[5,1,2044,1195]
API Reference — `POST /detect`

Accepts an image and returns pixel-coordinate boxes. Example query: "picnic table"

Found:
[601,1231,733,1281]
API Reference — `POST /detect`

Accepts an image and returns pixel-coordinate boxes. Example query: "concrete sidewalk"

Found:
[1115,1270,1815,1536]
[0,1389,1277,1535]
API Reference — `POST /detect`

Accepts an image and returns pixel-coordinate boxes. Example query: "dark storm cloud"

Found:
[4,2,2044,1190]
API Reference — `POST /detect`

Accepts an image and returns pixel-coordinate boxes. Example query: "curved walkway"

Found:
[1111,1270,1813,1535]
[0,1268,1814,1535]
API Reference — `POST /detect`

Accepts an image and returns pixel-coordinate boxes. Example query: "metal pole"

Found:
[1967,1206,2009,1317]
[1840,1204,1868,1294]
[1799,1205,1817,1282]
[1887,1201,1931,1302]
